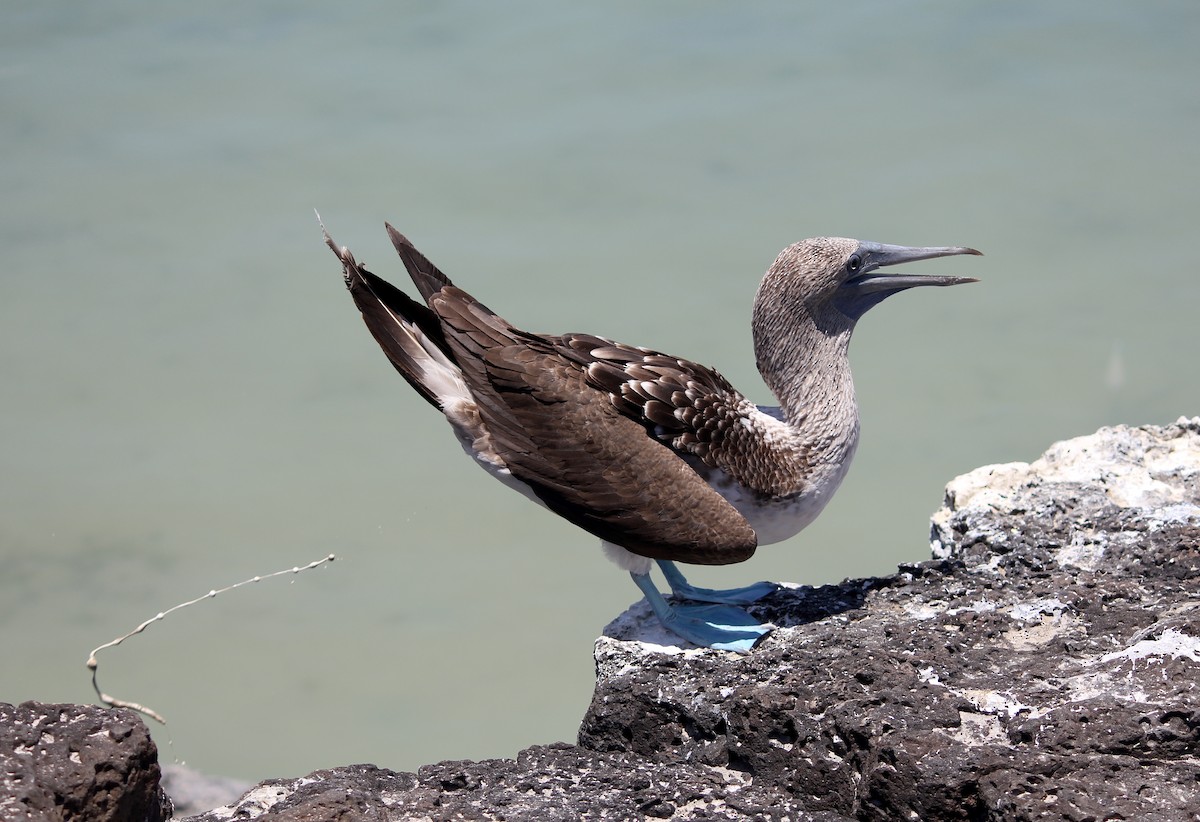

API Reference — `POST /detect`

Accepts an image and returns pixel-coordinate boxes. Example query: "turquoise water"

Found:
[2,1,1198,780]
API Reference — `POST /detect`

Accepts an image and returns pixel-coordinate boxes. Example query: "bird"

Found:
[324,221,979,651]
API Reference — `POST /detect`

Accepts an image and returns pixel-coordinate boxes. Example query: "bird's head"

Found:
[762,237,981,326]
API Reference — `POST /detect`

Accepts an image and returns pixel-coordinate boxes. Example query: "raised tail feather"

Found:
[322,221,462,411]
[385,223,452,303]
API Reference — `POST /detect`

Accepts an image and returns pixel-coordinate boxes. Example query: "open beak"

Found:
[843,242,982,297]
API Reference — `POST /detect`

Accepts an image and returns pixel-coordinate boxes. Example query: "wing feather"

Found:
[423,294,757,563]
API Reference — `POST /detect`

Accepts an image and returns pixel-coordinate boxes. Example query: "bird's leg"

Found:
[656,560,779,605]
[630,571,771,653]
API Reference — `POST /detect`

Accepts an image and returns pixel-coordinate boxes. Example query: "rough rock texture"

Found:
[181,419,1198,821]
[0,701,171,822]
[586,418,1200,820]
[182,746,848,821]
[9,421,1198,821]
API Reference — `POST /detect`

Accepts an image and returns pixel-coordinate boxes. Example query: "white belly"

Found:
[706,445,858,546]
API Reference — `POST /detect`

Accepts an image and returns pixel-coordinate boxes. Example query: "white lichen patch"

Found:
[1054,531,1109,571]
[1032,420,1200,508]
[1061,629,1200,706]
[1099,628,1200,667]
[1007,598,1069,622]
[918,668,1045,722]
[938,462,1033,515]
[959,688,1044,719]
[995,597,1079,651]
[933,420,1200,558]
[952,711,1008,747]
[901,597,999,622]
[206,777,320,820]
[903,602,944,621]
[917,666,941,686]
[1003,615,1077,651]
[1146,502,1200,530]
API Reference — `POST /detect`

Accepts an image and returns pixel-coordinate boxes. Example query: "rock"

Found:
[583,418,1200,820]
[0,701,171,822]
[184,419,1200,821]
[180,746,850,821]
[10,420,1198,821]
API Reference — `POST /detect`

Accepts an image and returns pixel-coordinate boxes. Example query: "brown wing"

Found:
[567,334,748,457]
[426,291,758,565]
[564,334,810,499]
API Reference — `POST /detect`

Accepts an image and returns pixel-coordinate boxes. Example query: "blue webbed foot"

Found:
[657,560,779,605]
[660,603,772,652]
[631,570,772,652]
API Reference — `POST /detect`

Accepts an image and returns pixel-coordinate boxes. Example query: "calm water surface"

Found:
[2,1,1198,780]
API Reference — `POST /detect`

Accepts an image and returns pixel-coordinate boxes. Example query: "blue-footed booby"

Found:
[325,223,979,651]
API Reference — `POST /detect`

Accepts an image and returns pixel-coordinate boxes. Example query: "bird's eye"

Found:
[847,254,862,273]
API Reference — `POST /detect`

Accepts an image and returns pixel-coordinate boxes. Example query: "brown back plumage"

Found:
[328,225,758,565]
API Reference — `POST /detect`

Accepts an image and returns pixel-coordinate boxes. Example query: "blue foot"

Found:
[657,560,779,605]
[630,571,772,652]
[661,603,772,652]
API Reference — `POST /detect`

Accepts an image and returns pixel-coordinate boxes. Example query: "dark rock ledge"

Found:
[4,419,1198,821]
[0,702,171,822]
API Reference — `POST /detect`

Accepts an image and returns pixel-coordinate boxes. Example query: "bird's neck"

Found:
[752,288,859,435]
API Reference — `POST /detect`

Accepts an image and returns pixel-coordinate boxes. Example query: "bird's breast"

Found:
[700,430,859,546]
